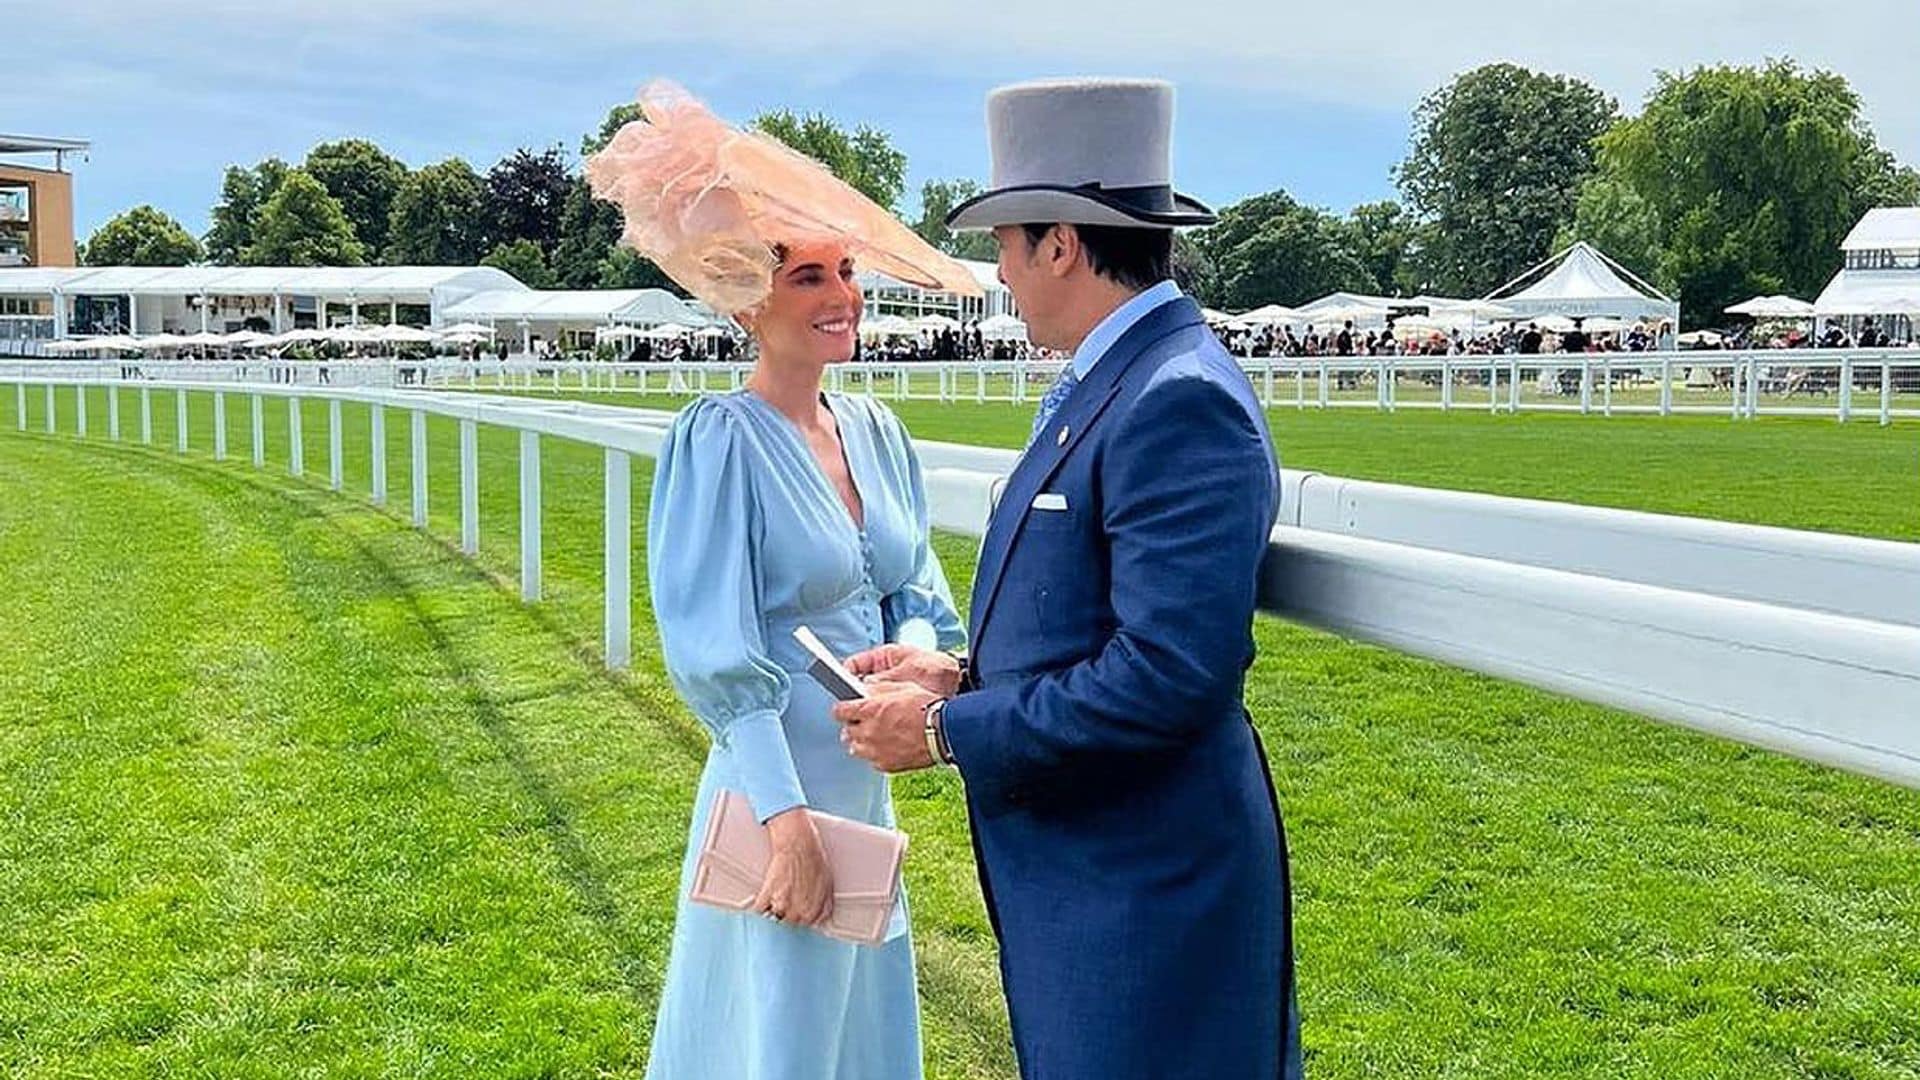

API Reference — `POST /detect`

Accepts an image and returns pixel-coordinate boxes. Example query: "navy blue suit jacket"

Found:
[943,296,1302,1079]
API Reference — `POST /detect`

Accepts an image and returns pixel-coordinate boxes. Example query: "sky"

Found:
[8,0,1918,241]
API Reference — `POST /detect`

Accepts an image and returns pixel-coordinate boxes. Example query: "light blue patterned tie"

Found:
[1027,367,1080,449]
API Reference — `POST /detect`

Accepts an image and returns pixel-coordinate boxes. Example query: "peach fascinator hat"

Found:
[585,80,982,315]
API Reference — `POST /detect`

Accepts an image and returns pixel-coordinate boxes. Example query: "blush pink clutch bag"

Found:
[688,789,908,946]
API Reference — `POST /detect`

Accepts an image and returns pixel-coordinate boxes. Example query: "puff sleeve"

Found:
[647,400,806,822]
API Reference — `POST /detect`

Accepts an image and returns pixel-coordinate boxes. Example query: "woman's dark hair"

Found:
[1020,223,1172,291]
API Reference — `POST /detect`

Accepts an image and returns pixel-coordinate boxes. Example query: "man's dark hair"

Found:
[1021,223,1172,291]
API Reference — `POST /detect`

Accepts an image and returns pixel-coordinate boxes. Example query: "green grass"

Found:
[3,384,1919,1078]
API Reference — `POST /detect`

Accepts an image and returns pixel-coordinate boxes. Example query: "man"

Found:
[831,78,1301,1079]
[1519,322,1544,355]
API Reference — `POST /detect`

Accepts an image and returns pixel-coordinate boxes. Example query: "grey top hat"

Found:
[946,78,1215,233]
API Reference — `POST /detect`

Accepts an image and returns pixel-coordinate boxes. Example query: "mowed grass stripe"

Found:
[2,385,1918,1078]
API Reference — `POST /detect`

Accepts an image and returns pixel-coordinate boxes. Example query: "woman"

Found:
[586,83,978,1080]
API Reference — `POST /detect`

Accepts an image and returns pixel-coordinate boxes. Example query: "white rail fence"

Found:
[5,349,1919,423]
[6,372,1919,791]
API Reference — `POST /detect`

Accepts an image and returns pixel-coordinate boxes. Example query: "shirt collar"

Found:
[1070,279,1182,380]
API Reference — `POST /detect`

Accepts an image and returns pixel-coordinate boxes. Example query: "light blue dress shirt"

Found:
[644,389,966,1080]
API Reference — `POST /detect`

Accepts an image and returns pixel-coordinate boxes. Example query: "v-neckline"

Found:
[740,389,868,535]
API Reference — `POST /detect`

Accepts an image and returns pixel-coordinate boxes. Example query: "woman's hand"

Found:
[845,644,961,696]
[751,808,835,927]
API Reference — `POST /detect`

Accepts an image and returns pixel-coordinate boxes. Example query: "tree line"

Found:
[83,60,1918,327]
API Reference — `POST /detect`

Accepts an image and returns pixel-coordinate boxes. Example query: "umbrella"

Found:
[136,333,187,350]
[1231,303,1305,326]
[1200,307,1234,324]
[376,325,439,344]
[860,314,917,339]
[1306,303,1388,327]
[1725,295,1815,319]
[694,325,734,339]
[596,324,649,340]
[913,313,961,332]
[441,331,491,345]
[1677,329,1725,346]
[978,313,1029,342]
[1435,298,1517,320]
[1578,316,1635,334]
[223,330,270,348]
[438,321,497,336]
[644,322,697,340]
[180,330,229,346]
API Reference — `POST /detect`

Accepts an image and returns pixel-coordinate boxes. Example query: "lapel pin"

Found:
[1056,426,1069,446]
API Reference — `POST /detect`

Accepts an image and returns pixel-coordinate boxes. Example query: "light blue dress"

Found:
[644,389,966,1080]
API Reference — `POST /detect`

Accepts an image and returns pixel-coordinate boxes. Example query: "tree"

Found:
[1552,175,1665,290]
[1192,190,1377,309]
[1342,200,1422,296]
[911,178,999,261]
[204,157,293,264]
[597,245,678,291]
[583,102,645,157]
[1397,64,1617,297]
[481,238,556,288]
[552,176,623,288]
[248,169,366,266]
[484,146,572,255]
[305,139,408,260]
[385,158,487,264]
[85,205,202,266]
[1591,60,1920,324]
[752,110,907,212]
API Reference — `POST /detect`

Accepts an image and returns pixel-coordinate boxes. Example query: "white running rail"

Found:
[6,372,1919,790]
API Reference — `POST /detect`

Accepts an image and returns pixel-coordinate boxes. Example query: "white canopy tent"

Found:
[440,288,705,355]
[1485,241,1680,325]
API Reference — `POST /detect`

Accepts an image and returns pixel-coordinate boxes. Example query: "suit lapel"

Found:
[968,297,1206,653]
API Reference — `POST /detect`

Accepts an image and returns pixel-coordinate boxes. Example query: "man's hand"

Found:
[832,681,942,773]
[845,644,961,697]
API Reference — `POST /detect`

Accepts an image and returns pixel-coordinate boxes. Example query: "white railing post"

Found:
[44,384,55,433]
[76,385,88,437]
[13,382,22,431]
[1729,361,1742,420]
[214,391,227,460]
[459,418,479,554]
[1441,360,1453,411]
[176,391,188,452]
[1602,359,1613,417]
[1579,359,1592,415]
[1660,357,1672,417]
[1318,362,1329,409]
[1747,356,1761,419]
[108,386,120,441]
[250,394,263,466]
[1488,362,1499,413]
[410,410,428,527]
[604,448,631,670]
[329,399,344,491]
[1839,357,1853,422]
[1881,363,1893,427]
[287,397,303,476]
[1508,359,1520,414]
[371,405,387,506]
[1262,360,1274,407]
[520,430,541,602]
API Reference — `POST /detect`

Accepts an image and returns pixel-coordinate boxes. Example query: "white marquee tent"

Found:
[1484,241,1680,325]
[1814,208,1920,320]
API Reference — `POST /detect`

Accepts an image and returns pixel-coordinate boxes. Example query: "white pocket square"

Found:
[1031,493,1068,511]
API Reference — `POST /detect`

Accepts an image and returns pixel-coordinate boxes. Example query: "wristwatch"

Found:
[922,696,955,768]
